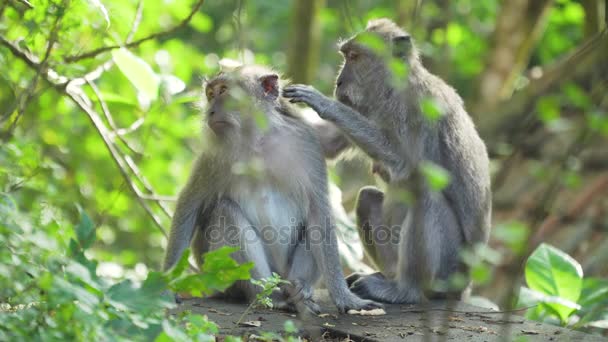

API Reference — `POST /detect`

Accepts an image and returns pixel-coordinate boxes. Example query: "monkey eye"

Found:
[205,88,214,100]
[346,51,359,61]
[219,85,228,95]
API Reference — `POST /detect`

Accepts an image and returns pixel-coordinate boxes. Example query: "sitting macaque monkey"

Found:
[284,19,492,303]
[162,64,381,313]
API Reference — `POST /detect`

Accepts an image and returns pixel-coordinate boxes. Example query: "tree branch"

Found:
[479,28,608,141]
[1,36,169,237]
[63,0,205,63]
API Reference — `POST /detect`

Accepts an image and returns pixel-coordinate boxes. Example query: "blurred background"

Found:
[1,0,607,307]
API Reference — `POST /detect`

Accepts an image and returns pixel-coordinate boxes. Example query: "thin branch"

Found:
[531,172,608,247]
[479,28,608,141]
[63,0,205,63]
[138,194,177,202]
[66,84,168,237]
[1,36,169,237]
[127,0,145,42]
[86,78,142,155]
[5,6,63,137]
[116,117,144,136]
[123,155,173,218]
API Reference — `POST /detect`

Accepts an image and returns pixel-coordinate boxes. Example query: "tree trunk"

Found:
[287,0,325,84]
[473,0,554,117]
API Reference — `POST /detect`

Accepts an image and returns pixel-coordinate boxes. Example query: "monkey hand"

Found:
[283,279,322,315]
[283,84,335,120]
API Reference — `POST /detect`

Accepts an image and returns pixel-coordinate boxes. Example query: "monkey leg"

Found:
[282,242,322,315]
[354,186,401,278]
[193,199,286,305]
[351,192,465,303]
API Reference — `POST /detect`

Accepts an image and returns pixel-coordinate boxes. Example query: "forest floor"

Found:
[173,290,605,341]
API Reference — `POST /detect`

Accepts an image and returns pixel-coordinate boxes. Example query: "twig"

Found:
[85,78,142,155]
[5,7,63,136]
[531,172,608,247]
[480,28,608,141]
[1,36,169,237]
[123,155,173,218]
[66,84,169,238]
[138,194,177,202]
[63,0,205,63]
[127,0,144,42]
[115,118,144,136]
[233,0,246,61]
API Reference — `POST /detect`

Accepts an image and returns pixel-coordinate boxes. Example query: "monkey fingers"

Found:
[283,85,332,117]
[284,278,315,305]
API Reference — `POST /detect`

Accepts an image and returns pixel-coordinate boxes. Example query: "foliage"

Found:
[235,272,290,328]
[1,0,607,339]
[519,243,608,330]
[0,192,249,341]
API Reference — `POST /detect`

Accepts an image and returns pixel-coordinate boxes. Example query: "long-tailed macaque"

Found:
[284,19,492,303]
[162,65,381,313]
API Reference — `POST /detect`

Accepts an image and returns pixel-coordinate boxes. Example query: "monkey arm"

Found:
[305,191,381,312]
[284,84,402,172]
[162,157,214,271]
[312,121,351,159]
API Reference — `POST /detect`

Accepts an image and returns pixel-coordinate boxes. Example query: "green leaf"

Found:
[107,275,173,314]
[525,243,583,323]
[112,48,160,101]
[75,209,96,250]
[420,161,451,191]
[492,221,529,255]
[170,246,253,297]
[536,96,560,124]
[517,286,581,322]
[190,12,213,33]
[420,97,444,122]
[446,23,464,46]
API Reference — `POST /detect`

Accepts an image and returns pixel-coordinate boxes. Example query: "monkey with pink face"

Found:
[163,65,382,314]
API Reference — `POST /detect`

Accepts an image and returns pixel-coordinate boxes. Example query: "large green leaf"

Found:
[169,246,253,297]
[112,48,160,101]
[525,243,583,323]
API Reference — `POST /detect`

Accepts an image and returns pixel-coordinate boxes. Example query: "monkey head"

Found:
[203,65,282,140]
[335,18,419,114]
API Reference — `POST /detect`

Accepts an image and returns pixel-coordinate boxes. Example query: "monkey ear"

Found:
[392,35,411,58]
[260,74,280,99]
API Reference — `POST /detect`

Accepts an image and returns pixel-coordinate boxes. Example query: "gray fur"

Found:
[162,65,381,313]
[283,19,491,304]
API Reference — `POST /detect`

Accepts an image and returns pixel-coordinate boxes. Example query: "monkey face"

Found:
[334,40,387,114]
[204,80,241,135]
[203,67,281,139]
[335,20,416,115]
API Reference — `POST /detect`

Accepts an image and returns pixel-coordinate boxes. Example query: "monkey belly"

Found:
[232,186,306,276]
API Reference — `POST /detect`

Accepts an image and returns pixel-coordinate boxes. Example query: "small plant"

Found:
[519,243,608,332]
[235,273,291,327]
[0,195,252,341]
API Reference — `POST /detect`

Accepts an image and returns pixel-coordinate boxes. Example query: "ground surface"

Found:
[174,290,606,341]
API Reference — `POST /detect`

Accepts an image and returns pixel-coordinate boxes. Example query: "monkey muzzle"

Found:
[208,120,230,132]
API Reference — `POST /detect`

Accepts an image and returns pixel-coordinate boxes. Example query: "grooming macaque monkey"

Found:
[284,19,491,303]
[162,65,381,313]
